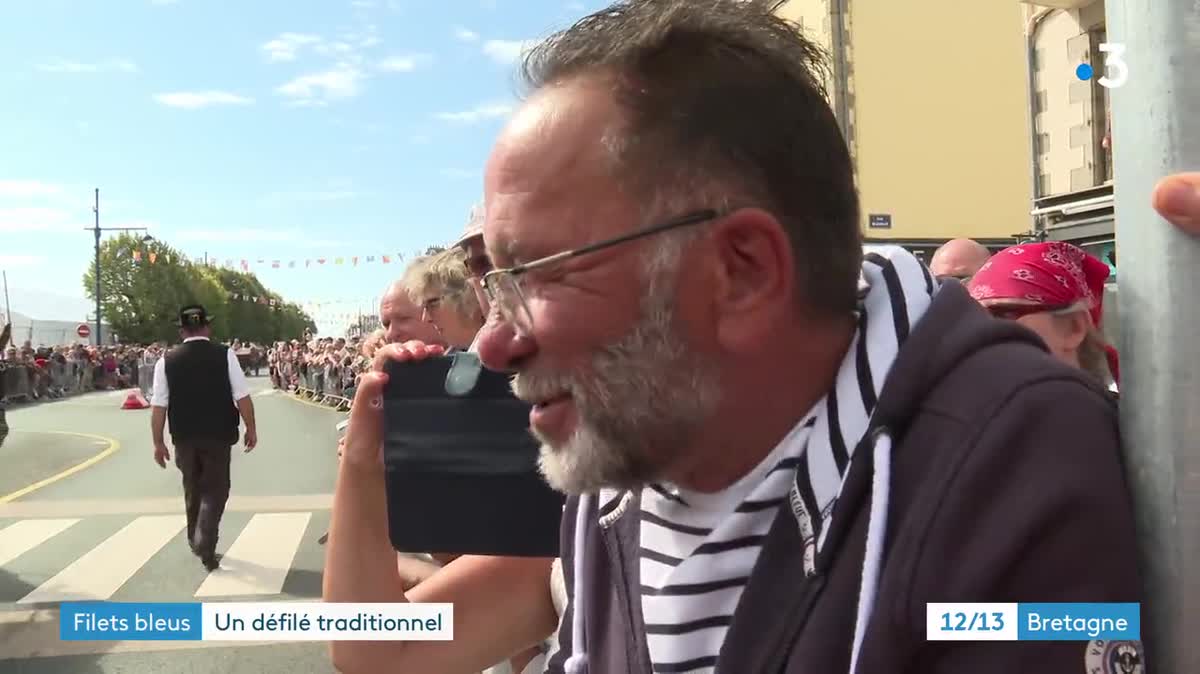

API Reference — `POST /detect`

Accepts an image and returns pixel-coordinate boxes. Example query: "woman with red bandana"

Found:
[968,241,1119,391]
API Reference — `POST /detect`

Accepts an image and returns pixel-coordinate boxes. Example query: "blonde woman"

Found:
[402,247,485,350]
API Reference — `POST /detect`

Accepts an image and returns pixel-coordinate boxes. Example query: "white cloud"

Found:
[0,254,48,267]
[454,26,479,42]
[276,65,364,104]
[0,207,77,233]
[435,102,513,124]
[263,190,360,203]
[261,33,323,62]
[315,41,358,58]
[175,228,295,243]
[153,91,254,109]
[37,59,138,74]
[377,53,431,72]
[0,180,63,198]
[482,39,538,65]
[172,228,349,248]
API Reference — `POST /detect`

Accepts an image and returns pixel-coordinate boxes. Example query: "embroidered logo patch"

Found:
[1085,639,1144,674]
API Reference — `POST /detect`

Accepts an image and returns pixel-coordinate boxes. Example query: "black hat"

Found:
[178,304,212,328]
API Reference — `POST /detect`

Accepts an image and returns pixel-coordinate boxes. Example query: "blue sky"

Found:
[0,0,605,336]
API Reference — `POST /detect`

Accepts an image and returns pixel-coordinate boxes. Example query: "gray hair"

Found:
[520,0,863,316]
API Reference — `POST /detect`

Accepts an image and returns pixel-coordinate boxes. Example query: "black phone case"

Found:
[381,352,564,557]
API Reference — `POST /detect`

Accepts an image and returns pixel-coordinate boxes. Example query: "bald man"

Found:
[379,278,445,346]
[929,238,992,281]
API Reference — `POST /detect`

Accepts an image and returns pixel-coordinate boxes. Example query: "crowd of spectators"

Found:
[267,333,379,409]
[0,337,165,403]
[0,333,272,406]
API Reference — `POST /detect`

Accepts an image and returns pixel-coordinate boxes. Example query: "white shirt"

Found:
[150,337,251,407]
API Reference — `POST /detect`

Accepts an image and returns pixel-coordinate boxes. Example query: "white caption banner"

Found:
[200,602,454,641]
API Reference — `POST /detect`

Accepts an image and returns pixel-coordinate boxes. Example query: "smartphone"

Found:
[380,352,564,557]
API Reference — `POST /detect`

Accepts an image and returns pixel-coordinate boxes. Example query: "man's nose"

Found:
[475,309,535,373]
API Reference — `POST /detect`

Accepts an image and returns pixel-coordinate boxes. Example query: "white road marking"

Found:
[0,518,80,567]
[0,494,333,519]
[18,515,185,604]
[194,512,312,597]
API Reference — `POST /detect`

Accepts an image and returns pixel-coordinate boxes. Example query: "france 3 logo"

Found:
[1075,43,1129,89]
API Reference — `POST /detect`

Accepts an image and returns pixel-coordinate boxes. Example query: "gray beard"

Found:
[515,285,722,495]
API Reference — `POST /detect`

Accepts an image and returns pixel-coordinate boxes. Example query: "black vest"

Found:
[164,339,239,445]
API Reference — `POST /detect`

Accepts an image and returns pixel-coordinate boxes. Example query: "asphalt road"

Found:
[0,377,346,673]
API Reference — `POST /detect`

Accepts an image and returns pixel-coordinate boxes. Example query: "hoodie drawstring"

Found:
[848,430,893,673]
[564,492,593,674]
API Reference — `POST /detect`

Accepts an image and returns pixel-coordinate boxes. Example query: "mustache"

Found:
[510,369,578,402]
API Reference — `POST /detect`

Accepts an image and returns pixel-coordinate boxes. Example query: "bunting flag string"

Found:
[221,292,382,325]
[118,248,428,270]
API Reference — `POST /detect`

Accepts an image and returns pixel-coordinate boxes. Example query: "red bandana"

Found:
[968,242,1118,383]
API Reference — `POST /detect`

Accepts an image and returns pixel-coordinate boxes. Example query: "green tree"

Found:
[83,233,315,345]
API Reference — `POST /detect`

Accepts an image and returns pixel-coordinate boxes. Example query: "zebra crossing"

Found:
[0,508,330,609]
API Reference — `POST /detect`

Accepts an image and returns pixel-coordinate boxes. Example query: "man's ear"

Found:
[1058,311,1091,351]
[708,209,795,351]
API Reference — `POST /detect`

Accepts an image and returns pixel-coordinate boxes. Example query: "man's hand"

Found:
[243,427,257,452]
[1153,172,1200,234]
[341,340,446,470]
[154,442,171,468]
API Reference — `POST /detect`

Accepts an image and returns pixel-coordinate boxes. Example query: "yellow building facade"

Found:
[1021,0,1115,267]
[772,0,1038,254]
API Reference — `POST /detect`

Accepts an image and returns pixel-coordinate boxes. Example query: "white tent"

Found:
[4,310,115,348]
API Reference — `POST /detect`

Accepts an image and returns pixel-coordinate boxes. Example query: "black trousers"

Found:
[0,405,8,449]
[173,440,232,557]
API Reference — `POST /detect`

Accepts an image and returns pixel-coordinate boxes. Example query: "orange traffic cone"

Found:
[122,390,150,409]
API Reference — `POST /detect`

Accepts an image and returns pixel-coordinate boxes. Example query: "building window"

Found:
[1036,132,1050,156]
[1088,27,1112,184]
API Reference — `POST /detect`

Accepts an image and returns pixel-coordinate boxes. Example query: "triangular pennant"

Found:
[352,256,358,266]
[367,256,375,263]
[272,260,280,268]
[335,257,344,265]
[382,255,391,264]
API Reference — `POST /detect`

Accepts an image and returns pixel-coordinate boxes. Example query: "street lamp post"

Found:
[86,188,151,346]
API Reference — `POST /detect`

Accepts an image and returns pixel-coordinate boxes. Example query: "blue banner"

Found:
[59,602,202,641]
[1018,603,1140,641]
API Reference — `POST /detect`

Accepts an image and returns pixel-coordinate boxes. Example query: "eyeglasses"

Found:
[480,209,723,335]
[420,296,443,322]
[463,252,492,279]
[986,302,1072,321]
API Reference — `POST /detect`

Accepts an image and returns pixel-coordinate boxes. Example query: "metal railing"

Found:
[278,360,356,411]
[1,360,101,404]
